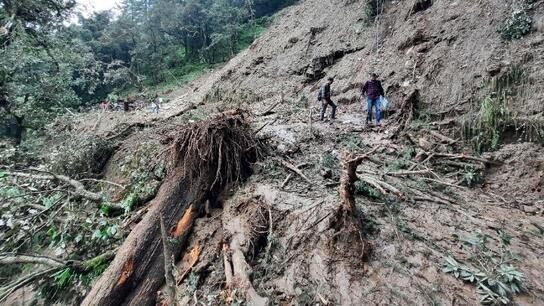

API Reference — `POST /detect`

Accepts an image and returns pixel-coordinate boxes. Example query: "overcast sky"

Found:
[76,0,122,16]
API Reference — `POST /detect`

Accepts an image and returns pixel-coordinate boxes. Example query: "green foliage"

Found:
[119,143,164,213]
[53,268,73,288]
[1,0,292,142]
[442,231,526,305]
[186,272,200,295]
[354,180,381,199]
[0,24,104,137]
[387,159,409,171]
[91,221,119,241]
[461,166,482,188]
[499,9,532,41]
[42,192,64,209]
[463,66,527,152]
[321,151,338,169]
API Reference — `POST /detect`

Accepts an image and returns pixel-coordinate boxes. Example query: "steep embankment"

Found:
[39,0,544,305]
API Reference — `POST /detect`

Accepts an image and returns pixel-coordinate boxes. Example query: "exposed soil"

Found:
[5,0,544,305]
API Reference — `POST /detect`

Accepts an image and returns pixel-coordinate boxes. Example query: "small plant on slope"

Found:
[442,231,525,305]
[499,8,532,40]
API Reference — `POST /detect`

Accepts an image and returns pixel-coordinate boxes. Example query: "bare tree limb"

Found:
[433,153,501,165]
[0,267,60,303]
[0,253,68,268]
[80,178,125,189]
[0,250,116,272]
[4,170,104,202]
[385,170,432,177]
[281,160,313,185]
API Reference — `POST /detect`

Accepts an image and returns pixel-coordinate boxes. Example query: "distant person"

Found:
[319,77,337,121]
[362,73,385,125]
[122,98,129,112]
[151,97,162,114]
[99,101,108,112]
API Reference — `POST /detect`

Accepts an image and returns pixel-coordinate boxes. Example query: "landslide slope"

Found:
[12,0,542,305]
[154,0,544,305]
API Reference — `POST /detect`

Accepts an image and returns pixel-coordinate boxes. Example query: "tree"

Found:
[0,0,86,142]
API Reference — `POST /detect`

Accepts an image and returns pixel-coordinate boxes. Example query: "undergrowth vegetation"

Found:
[116,143,165,213]
[49,137,115,179]
[498,0,537,40]
[0,170,123,304]
[443,231,525,305]
[364,0,388,24]
[462,66,527,152]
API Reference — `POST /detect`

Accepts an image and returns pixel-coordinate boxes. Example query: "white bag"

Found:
[380,96,390,110]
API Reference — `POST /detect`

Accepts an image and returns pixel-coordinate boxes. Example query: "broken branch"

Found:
[433,153,500,165]
[281,160,313,185]
[5,170,104,202]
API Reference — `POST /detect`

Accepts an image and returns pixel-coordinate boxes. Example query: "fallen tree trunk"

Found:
[82,111,259,306]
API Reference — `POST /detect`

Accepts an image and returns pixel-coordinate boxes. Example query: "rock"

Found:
[486,63,501,76]
[529,34,544,47]
[415,42,432,53]
[405,59,415,68]
[288,37,299,44]
[418,138,433,151]
[534,15,544,32]
[523,205,538,215]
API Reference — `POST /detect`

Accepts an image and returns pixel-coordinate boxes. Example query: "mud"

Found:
[41,0,544,305]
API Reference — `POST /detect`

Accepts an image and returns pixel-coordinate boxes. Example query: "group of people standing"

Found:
[318,73,385,125]
[98,96,162,114]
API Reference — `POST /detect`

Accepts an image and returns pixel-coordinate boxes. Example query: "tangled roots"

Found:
[169,110,260,192]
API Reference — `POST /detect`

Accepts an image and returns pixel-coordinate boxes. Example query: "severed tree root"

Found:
[222,199,269,306]
[338,146,382,213]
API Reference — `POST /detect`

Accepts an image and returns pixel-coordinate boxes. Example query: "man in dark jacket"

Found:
[362,73,385,125]
[320,77,337,121]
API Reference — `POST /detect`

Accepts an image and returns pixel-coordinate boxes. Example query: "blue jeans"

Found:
[366,97,381,124]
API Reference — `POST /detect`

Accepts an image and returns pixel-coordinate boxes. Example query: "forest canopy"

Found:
[0,0,295,142]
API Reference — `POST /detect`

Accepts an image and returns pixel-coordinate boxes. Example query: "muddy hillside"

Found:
[1,0,544,305]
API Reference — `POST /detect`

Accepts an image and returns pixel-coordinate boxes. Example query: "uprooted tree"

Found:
[81,111,260,306]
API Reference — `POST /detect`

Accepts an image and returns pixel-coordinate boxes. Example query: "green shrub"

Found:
[499,9,532,40]
[463,66,527,152]
[321,151,338,169]
[354,180,381,199]
[461,166,483,188]
[443,231,526,305]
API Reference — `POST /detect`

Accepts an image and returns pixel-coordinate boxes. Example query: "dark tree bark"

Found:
[81,170,201,306]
